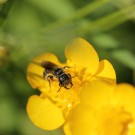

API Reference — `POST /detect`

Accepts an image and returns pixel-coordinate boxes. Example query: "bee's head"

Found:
[59,74,73,90]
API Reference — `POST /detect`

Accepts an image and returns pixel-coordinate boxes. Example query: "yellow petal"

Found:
[26,95,65,130]
[64,123,72,135]
[65,38,99,74]
[27,53,61,91]
[94,59,116,83]
[128,122,135,135]
[79,80,114,109]
[32,53,60,65]
[114,83,135,117]
[64,104,96,135]
[65,82,135,135]
[27,63,49,91]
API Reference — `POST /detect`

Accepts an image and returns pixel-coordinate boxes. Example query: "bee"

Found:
[41,61,73,91]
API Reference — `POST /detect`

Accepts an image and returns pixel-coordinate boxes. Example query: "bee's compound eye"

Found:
[59,74,67,81]
[59,76,65,84]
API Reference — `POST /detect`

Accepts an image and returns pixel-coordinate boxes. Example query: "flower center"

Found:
[42,66,90,118]
[98,107,133,135]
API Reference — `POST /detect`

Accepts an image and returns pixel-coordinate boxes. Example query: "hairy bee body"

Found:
[41,61,73,91]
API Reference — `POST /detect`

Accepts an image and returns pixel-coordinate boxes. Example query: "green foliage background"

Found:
[0,0,135,135]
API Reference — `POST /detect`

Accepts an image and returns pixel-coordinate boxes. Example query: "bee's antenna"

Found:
[63,66,71,69]
[46,75,54,90]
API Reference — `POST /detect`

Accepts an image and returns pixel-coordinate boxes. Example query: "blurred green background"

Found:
[0,0,135,135]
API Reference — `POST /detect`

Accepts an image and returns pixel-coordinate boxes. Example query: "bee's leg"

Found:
[67,73,76,78]
[47,75,54,81]
[47,79,51,89]
[65,81,73,89]
[43,70,47,79]
[63,66,77,77]
[57,83,62,92]
[71,74,77,78]
[43,70,54,80]
[46,75,54,90]
[67,73,71,78]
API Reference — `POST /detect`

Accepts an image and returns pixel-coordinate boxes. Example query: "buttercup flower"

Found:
[26,38,116,130]
[64,80,135,135]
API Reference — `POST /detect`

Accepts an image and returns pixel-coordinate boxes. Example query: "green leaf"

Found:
[92,34,119,49]
[111,49,135,69]
[80,4,135,34]
[26,0,75,19]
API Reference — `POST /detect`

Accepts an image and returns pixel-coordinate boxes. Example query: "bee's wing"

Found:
[32,60,41,66]
[27,71,44,80]
[27,60,44,80]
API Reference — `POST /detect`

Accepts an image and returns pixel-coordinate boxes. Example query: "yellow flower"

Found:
[64,80,135,135]
[26,38,116,130]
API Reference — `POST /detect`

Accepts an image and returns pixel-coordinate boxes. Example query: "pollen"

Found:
[43,66,87,117]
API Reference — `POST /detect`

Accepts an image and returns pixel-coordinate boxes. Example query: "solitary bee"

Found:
[41,61,73,91]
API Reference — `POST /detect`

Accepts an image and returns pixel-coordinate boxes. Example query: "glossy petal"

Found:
[65,82,135,135]
[114,84,135,117]
[27,53,61,91]
[64,104,96,135]
[79,80,114,109]
[27,63,49,91]
[32,53,60,65]
[26,95,65,130]
[128,122,135,135]
[95,59,116,82]
[64,123,72,135]
[65,38,99,74]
